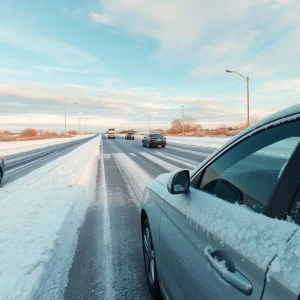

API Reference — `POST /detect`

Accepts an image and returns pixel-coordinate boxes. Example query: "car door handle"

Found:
[205,248,252,295]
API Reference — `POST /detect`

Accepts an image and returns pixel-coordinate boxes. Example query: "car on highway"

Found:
[0,156,5,185]
[140,104,300,300]
[125,132,135,140]
[142,133,166,148]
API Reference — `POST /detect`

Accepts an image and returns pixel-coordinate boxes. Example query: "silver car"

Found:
[141,104,300,300]
[0,156,5,185]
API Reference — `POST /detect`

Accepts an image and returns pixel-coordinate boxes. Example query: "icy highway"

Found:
[64,135,215,300]
[1,135,97,185]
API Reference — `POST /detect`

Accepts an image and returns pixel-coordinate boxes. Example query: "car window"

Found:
[150,134,163,138]
[198,121,300,212]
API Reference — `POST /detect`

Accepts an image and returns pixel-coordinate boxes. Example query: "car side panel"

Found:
[141,180,169,280]
[262,229,300,300]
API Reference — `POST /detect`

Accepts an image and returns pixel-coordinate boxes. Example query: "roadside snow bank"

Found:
[0,136,100,300]
[0,135,94,156]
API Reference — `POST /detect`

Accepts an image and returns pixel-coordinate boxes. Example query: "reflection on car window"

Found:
[199,121,300,212]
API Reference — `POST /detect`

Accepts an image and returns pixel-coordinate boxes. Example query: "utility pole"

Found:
[180,105,185,136]
[247,76,250,127]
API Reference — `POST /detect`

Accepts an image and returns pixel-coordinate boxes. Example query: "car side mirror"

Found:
[167,170,190,194]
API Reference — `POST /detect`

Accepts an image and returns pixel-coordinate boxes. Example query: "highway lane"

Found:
[64,135,211,300]
[1,135,97,186]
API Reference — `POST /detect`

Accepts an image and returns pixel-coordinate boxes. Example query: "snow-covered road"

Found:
[0,136,100,300]
[64,135,216,300]
[1,133,292,300]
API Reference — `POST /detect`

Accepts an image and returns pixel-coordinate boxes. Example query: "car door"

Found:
[262,180,300,300]
[159,119,300,300]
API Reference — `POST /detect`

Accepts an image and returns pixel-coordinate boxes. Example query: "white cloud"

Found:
[36,65,105,74]
[98,0,269,51]
[0,68,30,75]
[0,27,97,66]
[90,12,115,26]
[263,79,300,92]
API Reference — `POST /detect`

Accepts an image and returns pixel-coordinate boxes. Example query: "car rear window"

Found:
[150,134,163,138]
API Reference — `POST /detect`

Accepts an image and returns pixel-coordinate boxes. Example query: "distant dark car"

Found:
[125,132,135,140]
[142,133,166,148]
[0,156,5,185]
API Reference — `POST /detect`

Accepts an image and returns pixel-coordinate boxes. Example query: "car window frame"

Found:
[190,117,300,220]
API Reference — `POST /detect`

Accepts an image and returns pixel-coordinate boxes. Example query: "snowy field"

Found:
[0,135,94,156]
[0,136,100,300]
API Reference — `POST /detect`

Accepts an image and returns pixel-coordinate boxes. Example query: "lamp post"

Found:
[226,69,250,127]
[64,102,76,136]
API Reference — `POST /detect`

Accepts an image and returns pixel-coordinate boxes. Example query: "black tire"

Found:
[0,169,2,185]
[162,145,165,148]
[143,143,145,147]
[142,218,163,300]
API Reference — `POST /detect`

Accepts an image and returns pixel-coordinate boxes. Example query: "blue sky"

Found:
[0,0,299,132]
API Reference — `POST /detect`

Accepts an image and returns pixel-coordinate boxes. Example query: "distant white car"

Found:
[141,104,300,300]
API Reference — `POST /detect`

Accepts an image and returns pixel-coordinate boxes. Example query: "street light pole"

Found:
[247,76,250,127]
[226,69,250,127]
[180,105,185,136]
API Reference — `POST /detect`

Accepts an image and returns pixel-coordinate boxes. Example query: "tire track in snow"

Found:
[100,142,116,300]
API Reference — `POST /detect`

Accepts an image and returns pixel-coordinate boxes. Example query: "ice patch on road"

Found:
[153,151,197,170]
[139,152,181,172]
[0,136,100,300]
[112,153,151,197]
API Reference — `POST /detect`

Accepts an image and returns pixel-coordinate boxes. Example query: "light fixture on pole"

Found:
[226,69,250,127]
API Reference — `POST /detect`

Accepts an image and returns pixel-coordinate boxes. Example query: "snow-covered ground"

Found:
[0,135,94,156]
[0,136,100,300]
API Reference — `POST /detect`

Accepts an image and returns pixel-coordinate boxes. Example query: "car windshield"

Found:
[0,2,298,299]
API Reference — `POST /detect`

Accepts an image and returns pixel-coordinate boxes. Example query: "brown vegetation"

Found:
[155,116,261,137]
[0,128,81,142]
